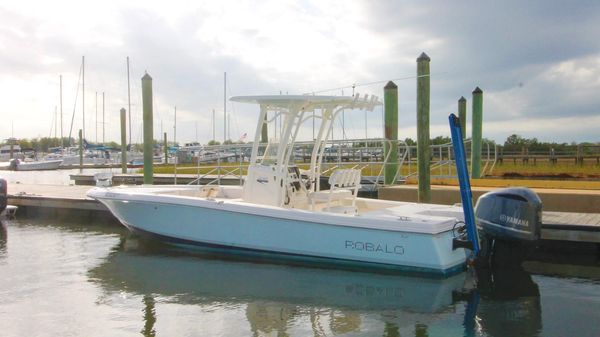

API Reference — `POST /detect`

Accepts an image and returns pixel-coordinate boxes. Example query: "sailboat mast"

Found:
[82,56,85,140]
[127,56,132,146]
[95,92,98,143]
[224,72,226,143]
[174,106,177,147]
[54,106,57,139]
[60,75,63,148]
[102,92,105,144]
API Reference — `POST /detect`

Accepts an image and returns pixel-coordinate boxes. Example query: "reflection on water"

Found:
[89,236,470,336]
[0,220,7,257]
[1,219,600,337]
[142,295,157,337]
[471,268,541,337]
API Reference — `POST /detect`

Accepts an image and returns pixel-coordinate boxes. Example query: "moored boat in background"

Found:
[8,158,63,171]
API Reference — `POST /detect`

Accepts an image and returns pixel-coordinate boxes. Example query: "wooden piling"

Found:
[142,73,154,184]
[471,87,483,179]
[164,132,168,164]
[417,52,431,203]
[577,144,584,166]
[120,108,127,173]
[458,96,467,139]
[78,129,83,171]
[383,81,398,185]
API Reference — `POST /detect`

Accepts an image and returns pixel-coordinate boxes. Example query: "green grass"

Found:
[490,162,600,178]
[149,159,600,179]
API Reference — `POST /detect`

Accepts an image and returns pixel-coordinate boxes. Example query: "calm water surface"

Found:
[1,218,599,337]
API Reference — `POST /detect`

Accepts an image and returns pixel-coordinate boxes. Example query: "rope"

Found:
[304,73,441,95]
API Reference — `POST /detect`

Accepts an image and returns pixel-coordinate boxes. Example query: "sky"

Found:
[1,0,600,145]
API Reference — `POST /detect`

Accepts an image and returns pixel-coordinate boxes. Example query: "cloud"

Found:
[1,0,600,144]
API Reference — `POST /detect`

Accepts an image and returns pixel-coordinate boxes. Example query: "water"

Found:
[1,218,600,337]
[0,167,135,185]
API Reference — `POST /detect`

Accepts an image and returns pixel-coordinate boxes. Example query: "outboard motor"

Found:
[474,187,542,268]
[0,178,7,214]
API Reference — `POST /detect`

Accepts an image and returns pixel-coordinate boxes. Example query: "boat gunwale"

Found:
[88,186,460,235]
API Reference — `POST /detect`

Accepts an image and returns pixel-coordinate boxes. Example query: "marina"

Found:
[2,2,600,335]
[2,81,599,336]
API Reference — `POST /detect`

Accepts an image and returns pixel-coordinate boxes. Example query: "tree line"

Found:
[8,134,598,153]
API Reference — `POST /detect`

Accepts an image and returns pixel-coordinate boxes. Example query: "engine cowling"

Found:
[474,187,542,268]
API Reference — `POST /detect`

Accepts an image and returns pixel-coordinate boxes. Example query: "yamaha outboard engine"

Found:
[475,187,542,268]
[0,178,7,214]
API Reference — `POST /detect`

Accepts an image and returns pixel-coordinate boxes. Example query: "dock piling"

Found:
[142,73,154,184]
[417,52,431,203]
[164,132,168,164]
[120,108,127,173]
[471,87,483,179]
[458,96,467,139]
[78,129,83,171]
[383,81,398,185]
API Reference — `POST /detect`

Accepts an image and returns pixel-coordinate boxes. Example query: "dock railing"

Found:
[171,138,499,188]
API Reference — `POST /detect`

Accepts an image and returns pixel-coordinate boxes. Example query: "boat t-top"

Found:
[88,94,486,276]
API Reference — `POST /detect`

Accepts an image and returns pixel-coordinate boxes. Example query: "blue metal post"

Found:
[449,113,480,254]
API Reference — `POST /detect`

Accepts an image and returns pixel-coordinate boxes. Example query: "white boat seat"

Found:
[94,173,113,187]
[310,169,361,212]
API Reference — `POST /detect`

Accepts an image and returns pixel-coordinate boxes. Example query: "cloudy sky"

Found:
[1,0,599,145]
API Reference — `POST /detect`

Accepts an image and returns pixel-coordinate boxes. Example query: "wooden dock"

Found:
[6,183,600,245]
[380,184,600,213]
[70,173,243,186]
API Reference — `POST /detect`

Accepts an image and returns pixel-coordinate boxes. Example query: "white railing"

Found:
[170,138,498,187]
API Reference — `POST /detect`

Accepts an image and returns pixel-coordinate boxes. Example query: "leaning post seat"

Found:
[310,168,361,213]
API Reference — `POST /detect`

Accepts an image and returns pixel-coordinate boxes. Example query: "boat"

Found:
[88,95,541,276]
[179,142,236,164]
[8,158,62,171]
[0,139,24,162]
[87,95,541,277]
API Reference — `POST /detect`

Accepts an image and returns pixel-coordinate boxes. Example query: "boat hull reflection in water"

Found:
[89,237,470,335]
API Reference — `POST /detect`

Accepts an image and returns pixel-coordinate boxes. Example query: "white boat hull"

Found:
[14,159,63,171]
[89,186,467,276]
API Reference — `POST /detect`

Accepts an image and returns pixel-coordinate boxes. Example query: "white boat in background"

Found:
[9,158,62,171]
[0,142,24,162]
[88,94,469,276]
[179,142,236,163]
